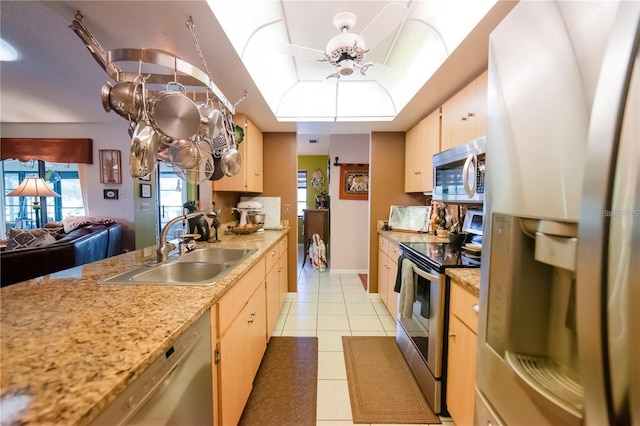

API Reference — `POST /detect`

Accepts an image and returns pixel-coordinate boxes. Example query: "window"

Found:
[2,160,84,233]
[158,161,187,239]
[297,170,307,216]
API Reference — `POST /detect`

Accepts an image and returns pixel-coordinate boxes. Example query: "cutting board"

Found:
[240,196,282,229]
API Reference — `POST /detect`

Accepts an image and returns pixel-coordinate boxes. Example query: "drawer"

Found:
[388,241,399,264]
[218,257,266,335]
[279,236,288,255]
[265,243,279,272]
[450,281,479,333]
[378,235,388,256]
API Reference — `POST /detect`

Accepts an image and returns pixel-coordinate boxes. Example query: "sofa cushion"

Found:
[5,228,63,250]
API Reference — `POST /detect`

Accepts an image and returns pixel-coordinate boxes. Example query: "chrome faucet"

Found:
[157,212,205,263]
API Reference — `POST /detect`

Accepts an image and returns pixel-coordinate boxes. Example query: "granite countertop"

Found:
[0,228,289,426]
[377,229,449,245]
[446,268,481,297]
[379,228,480,297]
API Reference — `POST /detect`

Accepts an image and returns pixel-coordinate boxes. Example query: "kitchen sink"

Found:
[177,247,256,264]
[99,246,257,285]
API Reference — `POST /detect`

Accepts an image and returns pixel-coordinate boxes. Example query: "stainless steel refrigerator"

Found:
[476,1,639,425]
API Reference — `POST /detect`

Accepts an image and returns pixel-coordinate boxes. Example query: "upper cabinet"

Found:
[213,113,263,192]
[441,71,488,152]
[405,107,440,193]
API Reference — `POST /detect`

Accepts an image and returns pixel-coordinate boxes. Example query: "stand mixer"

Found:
[234,201,263,226]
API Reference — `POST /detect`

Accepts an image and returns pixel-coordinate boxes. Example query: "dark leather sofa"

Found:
[1,222,122,287]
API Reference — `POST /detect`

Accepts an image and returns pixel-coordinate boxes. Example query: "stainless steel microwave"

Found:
[432,136,486,203]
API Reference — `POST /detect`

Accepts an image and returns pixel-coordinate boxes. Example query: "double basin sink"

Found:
[100,246,257,285]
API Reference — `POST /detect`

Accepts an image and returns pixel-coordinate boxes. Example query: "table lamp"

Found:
[7,177,60,228]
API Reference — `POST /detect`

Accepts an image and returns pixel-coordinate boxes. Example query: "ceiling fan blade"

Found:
[360,2,408,51]
[271,42,326,62]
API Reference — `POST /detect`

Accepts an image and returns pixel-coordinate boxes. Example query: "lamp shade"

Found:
[7,177,60,197]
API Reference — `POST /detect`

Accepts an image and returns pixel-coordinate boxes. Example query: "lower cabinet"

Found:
[377,235,398,321]
[217,257,267,426]
[266,235,288,339]
[446,281,479,426]
[216,235,288,425]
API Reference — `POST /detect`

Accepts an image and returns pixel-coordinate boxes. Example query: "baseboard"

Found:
[328,269,368,275]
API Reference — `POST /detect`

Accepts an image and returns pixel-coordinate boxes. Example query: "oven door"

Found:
[397,264,447,379]
[396,262,448,413]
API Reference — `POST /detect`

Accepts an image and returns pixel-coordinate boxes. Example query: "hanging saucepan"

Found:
[220,113,241,177]
[168,138,201,170]
[157,144,171,164]
[210,155,225,181]
[147,82,200,141]
[197,99,224,140]
[129,79,159,178]
[108,78,143,122]
[101,81,113,113]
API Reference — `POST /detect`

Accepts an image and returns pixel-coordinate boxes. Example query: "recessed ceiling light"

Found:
[1,38,19,61]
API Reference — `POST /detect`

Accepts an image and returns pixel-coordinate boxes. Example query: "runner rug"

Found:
[239,336,318,426]
[342,336,440,424]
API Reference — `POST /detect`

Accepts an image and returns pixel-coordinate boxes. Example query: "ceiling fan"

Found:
[274,2,408,79]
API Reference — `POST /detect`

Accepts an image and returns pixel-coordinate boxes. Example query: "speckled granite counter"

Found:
[377,229,449,245]
[378,229,480,297]
[0,228,289,426]
[446,268,481,297]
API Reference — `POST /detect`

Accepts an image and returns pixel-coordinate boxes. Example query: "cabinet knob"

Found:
[414,171,421,175]
[272,250,277,256]
[471,303,479,314]
[449,332,456,338]
[248,318,254,324]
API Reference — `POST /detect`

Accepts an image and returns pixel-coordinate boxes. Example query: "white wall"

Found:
[328,134,369,274]
[0,121,136,250]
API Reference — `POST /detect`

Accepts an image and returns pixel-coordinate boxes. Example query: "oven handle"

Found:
[411,265,440,282]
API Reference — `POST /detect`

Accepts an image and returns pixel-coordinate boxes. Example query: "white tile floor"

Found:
[268,246,455,426]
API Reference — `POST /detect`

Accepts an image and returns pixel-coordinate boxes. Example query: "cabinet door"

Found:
[212,113,263,192]
[441,71,488,151]
[244,116,263,192]
[405,108,440,193]
[247,284,267,378]
[218,284,266,426]
[386,242,399,321]
[278,247,288,307]
[266,264,280,339]
[446,314,478,426]
[218,310,251,426]
[377,248,389,307]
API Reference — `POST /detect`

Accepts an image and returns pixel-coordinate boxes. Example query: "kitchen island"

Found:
[0,228,288,425]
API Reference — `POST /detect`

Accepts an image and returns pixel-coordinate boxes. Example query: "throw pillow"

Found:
[28,233,57,248]
[5,228,62,250]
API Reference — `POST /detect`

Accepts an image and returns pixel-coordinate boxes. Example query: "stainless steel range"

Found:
[395,241,480,415]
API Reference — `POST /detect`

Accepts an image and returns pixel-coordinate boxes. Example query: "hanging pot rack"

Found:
[71,12,236,114]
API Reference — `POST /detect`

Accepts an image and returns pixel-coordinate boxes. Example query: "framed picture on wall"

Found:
[99,149,122,184]
[339,164,369,200]
[140,183,152,198]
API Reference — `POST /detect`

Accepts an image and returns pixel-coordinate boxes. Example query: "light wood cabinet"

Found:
[278,237,288,307]
[217,257,267,426]
[446,281,479,426]
[405,107,440,193]
[266,235,288,339]
[441,71,488,152]
[213,113,263,192]
[377,235,398,321]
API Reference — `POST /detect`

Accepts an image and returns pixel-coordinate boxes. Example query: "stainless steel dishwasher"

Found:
[91,310,213,425]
